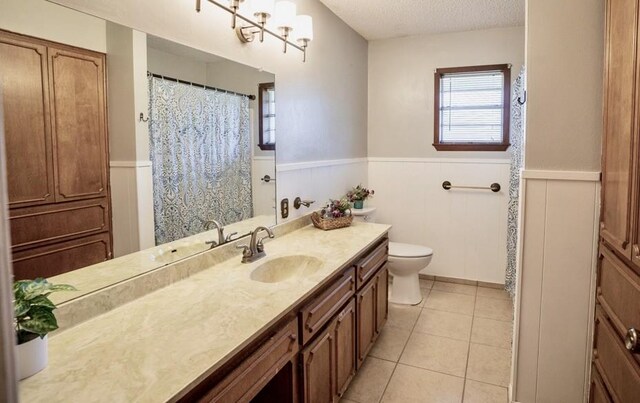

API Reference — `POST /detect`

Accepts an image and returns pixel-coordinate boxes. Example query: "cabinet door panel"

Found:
[356,277,377,368]
[11,232,111,280]
[0,31,54,207]
[301,323,336,403]
[335,299,356,398]
[601,0,639,258]
[376,266,388,334]
[48,47,108,201]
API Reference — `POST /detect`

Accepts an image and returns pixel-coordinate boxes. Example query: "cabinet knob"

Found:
[625,328,639,353]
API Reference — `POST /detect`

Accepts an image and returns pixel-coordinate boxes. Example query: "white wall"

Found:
[367,27,524,284]
[513,0,605,401]
[369,158,510,284]
[514,172,599,402]
[47,0,369,166]
[44,0,369,222]
[277,159,368,222]
[525,0,604,171]
[0,0,106,52]
[368,26,525,159]
[106,23,155,256]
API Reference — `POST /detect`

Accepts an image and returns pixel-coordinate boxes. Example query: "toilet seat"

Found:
[389,242,433,258]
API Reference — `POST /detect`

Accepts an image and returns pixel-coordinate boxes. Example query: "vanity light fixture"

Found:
[294,14,313,62]
[195,0,313,62]
[274,1,296,53]
[229,0,245,29]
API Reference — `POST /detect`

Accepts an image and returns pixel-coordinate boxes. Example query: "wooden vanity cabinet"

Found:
[301,298,357,403]
[180,236,389,403]
[0,30,112,280]
[356,274,377,367]
[334,299,357,398]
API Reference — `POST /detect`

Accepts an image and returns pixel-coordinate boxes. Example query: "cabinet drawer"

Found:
[202,317,299,403]
[598,244,640,366]
[593,309,640,403]
[10,198,110,249]
[356,239,388,288]
[300,267,356,345]
[12,232,111,280]
[591,366,613,403]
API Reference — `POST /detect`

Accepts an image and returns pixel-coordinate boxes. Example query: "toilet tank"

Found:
[351,207,377,223]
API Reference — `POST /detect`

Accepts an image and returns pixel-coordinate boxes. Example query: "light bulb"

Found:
[294,15,313,42]
[250,0,274,17]
[274,1,297,30]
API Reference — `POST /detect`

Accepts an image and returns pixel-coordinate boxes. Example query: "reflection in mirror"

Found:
[0,15,276,302]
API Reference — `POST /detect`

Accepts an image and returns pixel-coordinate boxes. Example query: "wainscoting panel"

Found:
[276,158,368,222]
[513,171,600,403]
[252,156,276,217]
[368,158,511,284]
[109,161,155,257]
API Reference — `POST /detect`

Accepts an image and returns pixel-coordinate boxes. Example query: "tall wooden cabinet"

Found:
[0,30,112,280]
[595,0,640,400]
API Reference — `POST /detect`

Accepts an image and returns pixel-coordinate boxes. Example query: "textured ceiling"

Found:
[318,0,525,40]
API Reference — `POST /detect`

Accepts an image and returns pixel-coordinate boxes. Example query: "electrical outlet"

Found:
[281,198,289,219]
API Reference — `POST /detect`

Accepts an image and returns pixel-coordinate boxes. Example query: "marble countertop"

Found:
[49,214,275,305]
[20,221,390,402]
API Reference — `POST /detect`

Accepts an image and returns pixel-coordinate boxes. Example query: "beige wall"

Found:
[0,0,105,52]
[525,0,604,171]
[368,26,525,159]
[47,0,369,165]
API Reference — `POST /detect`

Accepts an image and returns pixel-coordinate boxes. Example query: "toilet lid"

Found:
[389,242,433,258]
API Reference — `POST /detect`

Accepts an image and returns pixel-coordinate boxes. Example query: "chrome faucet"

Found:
[237,226,275,263]
[204,219,236,248]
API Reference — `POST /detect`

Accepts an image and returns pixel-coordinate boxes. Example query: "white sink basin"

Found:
[250,255,324,283]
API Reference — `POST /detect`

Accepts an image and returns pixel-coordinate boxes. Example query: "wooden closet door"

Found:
[48,46,108,202]
[0,31,55,208]
[601,0,640,259]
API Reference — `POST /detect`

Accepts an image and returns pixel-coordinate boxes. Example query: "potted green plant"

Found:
[346,185,375,209]
[14,278,76,379]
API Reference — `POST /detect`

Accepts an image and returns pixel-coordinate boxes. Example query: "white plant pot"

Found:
[16,335,48,380]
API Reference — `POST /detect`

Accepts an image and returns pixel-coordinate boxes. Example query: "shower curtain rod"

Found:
[147,72,256,100]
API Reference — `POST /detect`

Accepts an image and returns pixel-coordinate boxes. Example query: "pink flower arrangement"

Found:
[322,198,352,218]
[346,184,375,202]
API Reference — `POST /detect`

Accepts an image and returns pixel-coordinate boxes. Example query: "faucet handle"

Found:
[205,240,218,248]
[256,231,275,253]
[225,232,238,242]
[236,243,251,257]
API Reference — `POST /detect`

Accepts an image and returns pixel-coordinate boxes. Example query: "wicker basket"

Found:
[311,211,353,231]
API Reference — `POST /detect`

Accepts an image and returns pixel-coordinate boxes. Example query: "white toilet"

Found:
[352,207,434,305]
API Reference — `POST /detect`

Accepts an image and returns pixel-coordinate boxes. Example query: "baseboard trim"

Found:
[276,157,367,172]
[522,169,600,181]
[368,157,511,165]
[110,161,152,168]
[418,273,505,289]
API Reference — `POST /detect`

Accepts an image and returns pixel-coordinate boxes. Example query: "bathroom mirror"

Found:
[1,14,276,303]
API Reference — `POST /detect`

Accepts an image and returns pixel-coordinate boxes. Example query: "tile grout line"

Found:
[375,285,432,402]
[460,289,478,402]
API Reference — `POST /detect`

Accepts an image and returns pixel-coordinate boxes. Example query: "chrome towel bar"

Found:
[442,181,501,193]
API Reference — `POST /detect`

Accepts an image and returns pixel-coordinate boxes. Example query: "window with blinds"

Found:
[258,82,276,151]
[434,64,511,151]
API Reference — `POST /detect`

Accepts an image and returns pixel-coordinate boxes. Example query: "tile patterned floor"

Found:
[342,280,514,403]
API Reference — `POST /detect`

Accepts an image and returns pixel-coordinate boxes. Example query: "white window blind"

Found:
[262,87,276,144]
[439,70,505,143]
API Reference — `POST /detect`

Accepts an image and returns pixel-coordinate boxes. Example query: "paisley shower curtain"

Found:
[148,76,253,245]
[505,67,526,297]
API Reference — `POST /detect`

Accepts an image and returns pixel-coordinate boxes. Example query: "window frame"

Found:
[258,82,276,151]
[433,64,511,152]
